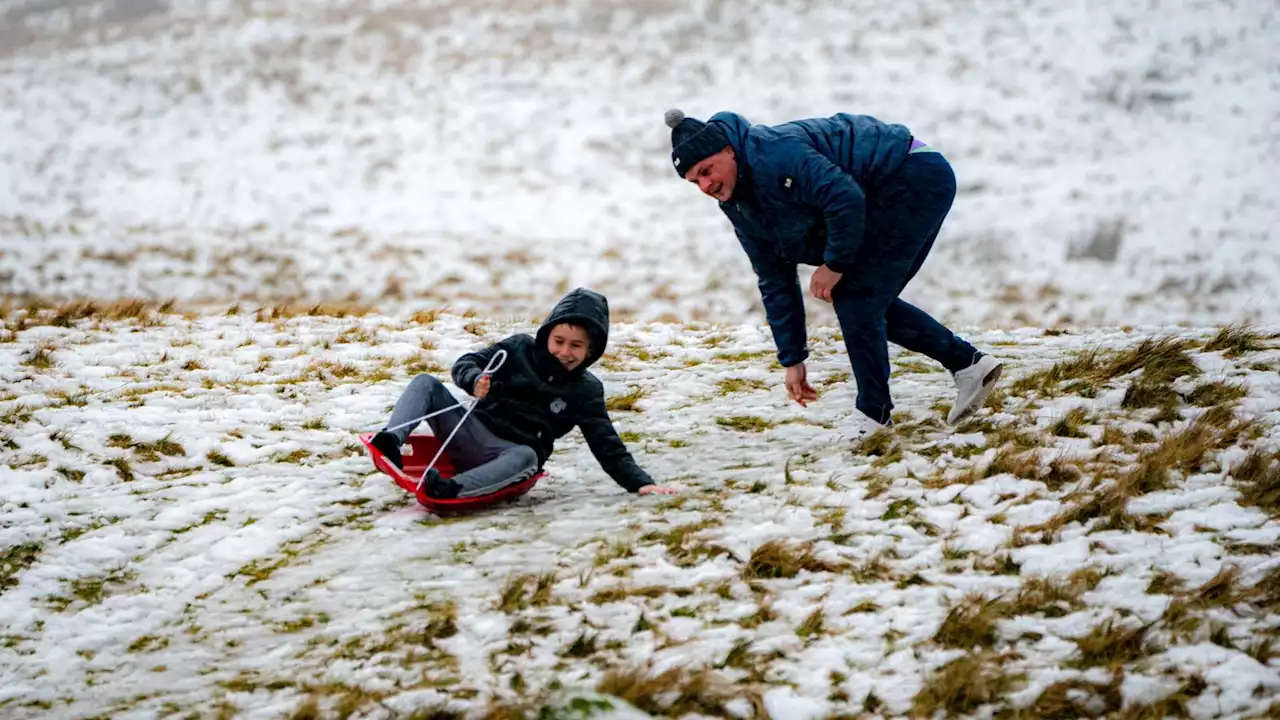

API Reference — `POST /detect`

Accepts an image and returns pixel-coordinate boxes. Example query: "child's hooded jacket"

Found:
[450,288,654,493]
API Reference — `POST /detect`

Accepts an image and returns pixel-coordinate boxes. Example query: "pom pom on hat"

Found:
[664,108,685,128]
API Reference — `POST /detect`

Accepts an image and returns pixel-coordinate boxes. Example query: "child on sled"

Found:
[369,288,674,499]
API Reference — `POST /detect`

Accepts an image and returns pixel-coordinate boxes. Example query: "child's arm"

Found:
[451,337,518,396]
[578,378,658,493]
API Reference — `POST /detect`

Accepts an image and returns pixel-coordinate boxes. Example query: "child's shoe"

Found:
[424,468,461,499]
[371,431,403,469]
[947,353,1004,425]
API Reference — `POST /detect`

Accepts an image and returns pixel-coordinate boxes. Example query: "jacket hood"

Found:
[709,111,753,156]
[535,287,610,374]
[708,111,755,202]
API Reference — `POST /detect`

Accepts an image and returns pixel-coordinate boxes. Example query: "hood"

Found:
[708,111,755,202]
[535,287,610,374]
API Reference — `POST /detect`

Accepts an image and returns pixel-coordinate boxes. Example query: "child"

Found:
[370,288,674,499]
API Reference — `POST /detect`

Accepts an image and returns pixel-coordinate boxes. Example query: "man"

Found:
[665,108,1002,435]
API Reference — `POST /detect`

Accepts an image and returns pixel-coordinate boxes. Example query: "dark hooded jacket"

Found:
[709,111,914,368]
[450,288,654,493]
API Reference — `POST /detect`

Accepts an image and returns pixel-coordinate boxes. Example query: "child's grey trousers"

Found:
[384,374,539,497]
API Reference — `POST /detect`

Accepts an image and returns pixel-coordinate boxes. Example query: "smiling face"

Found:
[546,323,591,371]
[683,147,738,202]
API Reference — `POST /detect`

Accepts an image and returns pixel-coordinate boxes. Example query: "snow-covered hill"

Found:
[1,0,1278,328]
[2,301,1278,718]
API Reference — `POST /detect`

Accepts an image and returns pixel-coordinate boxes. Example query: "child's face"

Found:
[547,324,591,371]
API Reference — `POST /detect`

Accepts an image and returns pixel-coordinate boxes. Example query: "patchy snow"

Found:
[1,305,1278,718]
[1,0,1278,329]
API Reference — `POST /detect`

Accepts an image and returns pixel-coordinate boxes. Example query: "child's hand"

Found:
[473,375,491,399]
[638,484,676,496]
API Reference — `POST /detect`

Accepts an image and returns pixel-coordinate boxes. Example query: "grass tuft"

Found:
[742,539,843,581]
[1071,617,1158,668]
[715,415,775,433]
[1,542,42,595]
[206,449,235,468]
[605,386,646,412]
[1232,448,1280,515]
[912,652,1023,717]
[1203,324,1263,357]
[596,664,756,718]
[933,594,1006,649]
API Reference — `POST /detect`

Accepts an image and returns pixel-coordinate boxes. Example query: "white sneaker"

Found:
[947,354,1003,425]
[838,409,890,442]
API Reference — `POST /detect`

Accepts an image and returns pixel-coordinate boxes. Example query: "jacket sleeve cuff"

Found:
[825,260,851,274]
[779,347,810,368]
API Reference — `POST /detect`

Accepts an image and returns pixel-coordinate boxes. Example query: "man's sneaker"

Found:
[947,354,1004,425]
[370,431,403,470]
[423,468,461,499]
[838,409,891,442]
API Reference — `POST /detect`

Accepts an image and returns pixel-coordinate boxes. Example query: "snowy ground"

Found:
[2,301,1279,718]
[1,0,1278,329]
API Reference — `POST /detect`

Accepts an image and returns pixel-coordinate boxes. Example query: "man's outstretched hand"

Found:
[785,363,819,407]
[809,265,843,303]
[473,375,491,399]
[639,485,677,496]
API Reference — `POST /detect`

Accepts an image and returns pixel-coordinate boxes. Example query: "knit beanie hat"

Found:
[666,108,729,178]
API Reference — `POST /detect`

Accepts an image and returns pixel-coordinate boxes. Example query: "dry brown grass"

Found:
[1203,324,1264,357]
[605,386,646,412]
[1049,406,1092,438]
[1010,567,1105,617]
[967,447,1042,482]
[933,594,1006,649]
[496,573,557,614]
[1232,448,1280,515]
[596,664,764,718]
[1011,336,1200,399]
[6,298,175,330]
[1071,617,1160,668]
[1187,380,1249,407]
[1023,410,1258,539]
[1162,566,1255,639]
[640,519,727,567]
[742,540,844,581]
[253,301,376,321]
[1015,674,1123,719]
[912,651,1023,717]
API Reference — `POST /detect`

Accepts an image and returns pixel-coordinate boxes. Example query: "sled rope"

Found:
[382,400,468,434]
[415,349,508,493]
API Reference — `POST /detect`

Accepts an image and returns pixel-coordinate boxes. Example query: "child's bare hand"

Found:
[473,375,491,399]
[639,485,676,496]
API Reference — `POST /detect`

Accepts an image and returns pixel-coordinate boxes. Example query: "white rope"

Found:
[414,349,508,493]
[382,400,469,434]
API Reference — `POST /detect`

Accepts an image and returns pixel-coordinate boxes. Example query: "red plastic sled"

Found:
[359,433,544,514]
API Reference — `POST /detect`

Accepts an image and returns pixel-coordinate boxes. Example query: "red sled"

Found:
[358,433,545,514]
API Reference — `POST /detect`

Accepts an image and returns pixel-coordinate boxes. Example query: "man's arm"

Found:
[791,151,868,274]
[735,229,809,367]
[578,380,655,493]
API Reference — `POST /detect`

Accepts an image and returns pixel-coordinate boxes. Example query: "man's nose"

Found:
[699,177,715,194]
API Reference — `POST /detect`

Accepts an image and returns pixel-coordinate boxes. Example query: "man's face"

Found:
[547,324,591,371]
[684,148,737,202]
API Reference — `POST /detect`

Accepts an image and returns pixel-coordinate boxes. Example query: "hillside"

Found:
[1,301,1278,718]
[2,0,1278,328]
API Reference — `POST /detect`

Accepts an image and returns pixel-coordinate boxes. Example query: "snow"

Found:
[1,0,1278,717]
[1,0,1278,330]
[1,309,1278,718]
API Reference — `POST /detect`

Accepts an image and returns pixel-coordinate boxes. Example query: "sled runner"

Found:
[359,432,545,514]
